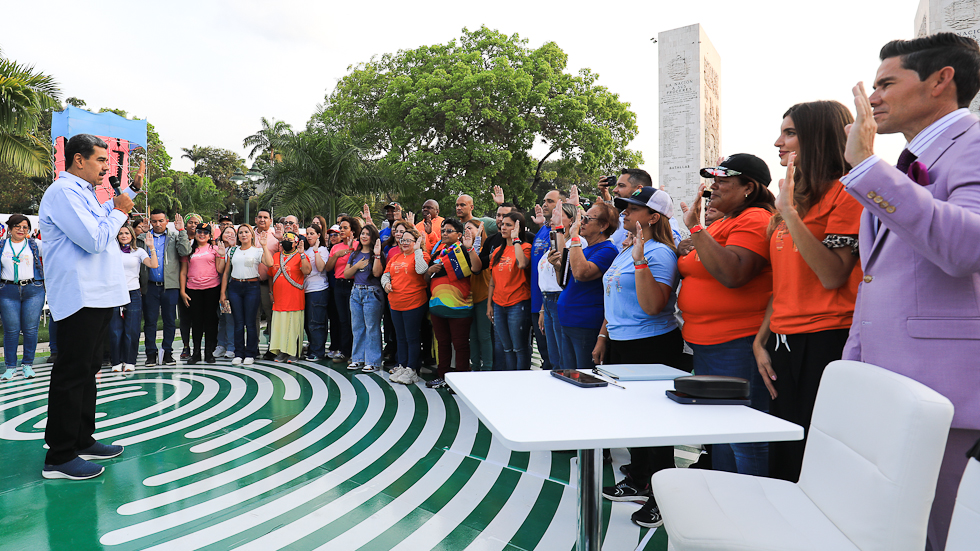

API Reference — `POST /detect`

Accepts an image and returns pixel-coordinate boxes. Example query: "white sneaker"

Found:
[243,357,254,365]
[395,368,420,385]
[224,351,235,359]
[327,350,339,359]
[388,366,408,382]
[231,357,243,365]
[213,346,226,357]
[123,364,136,372]
[111,363,123,372]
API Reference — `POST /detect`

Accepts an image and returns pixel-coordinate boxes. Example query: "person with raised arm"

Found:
[137,209,190,367]
[220,224,264,365]
[343,224,385,372]
[324,216,361,364]
[261,228,311,362]
[108,223,158,372]
[383,227,430,384]
[179,223,227,364]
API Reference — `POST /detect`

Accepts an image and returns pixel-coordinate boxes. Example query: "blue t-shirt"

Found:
[347,250,381,287]
[530,225,551,312]
[602,240,679,340]
[558,239,618,330]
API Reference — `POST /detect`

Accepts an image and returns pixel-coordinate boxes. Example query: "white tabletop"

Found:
[446,370,804,451]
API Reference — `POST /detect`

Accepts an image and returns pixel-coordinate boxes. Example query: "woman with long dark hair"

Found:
[0,215,45,380]
[179,223,226,364]
[303,224,329,361]
[220,224,264,365]
[383,225,429,384]
[109,224,158,372]
[343,224,384,371]
[754,100,862,482]
[214,226,238,360]
[325,216,361,364]
[487,212,533,371]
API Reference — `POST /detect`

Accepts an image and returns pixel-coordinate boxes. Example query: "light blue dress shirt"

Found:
[148,231,167,282]
[38,171,129,321]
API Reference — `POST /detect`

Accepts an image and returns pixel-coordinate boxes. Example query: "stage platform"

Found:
[0,358,667,550]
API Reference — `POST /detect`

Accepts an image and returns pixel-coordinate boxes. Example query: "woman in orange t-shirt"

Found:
[678,152,777,477]
[382,226,430,383]
[754,100,863,482]
[487,212,533,371]
[259,230,310,362]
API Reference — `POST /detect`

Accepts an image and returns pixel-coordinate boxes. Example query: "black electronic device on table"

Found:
[666,375,751,405]
[551,369,608,388]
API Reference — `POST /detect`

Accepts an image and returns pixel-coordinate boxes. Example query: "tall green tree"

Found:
[181,145,246,192]
[175,173,225,219]
[243,117,293,163]
[0,48,61,177]
[0,163,39,213]
[312,26,641,214]
[144,176,183,216]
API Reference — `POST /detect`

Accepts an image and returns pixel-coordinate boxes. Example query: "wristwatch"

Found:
[633,259,648,266]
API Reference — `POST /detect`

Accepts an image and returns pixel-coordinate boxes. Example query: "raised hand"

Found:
[257,231,268,246]
[491,185,505,205]
[133,159,146,191]
[415,234,425,250]
[373,238,382,256]
[550,199,563,228]
[273,223,284,240]
[511,223,522,241]
[296,236,305,252]
[569,207,583,239]
[174,213,184,232]
[462,227,474,248]
[406,211,416,225]
[569,184,580,207]
[214,240,227,256]
[775,153,798,216]
[532,204,545,226]
[845,81,877,167]
[394,203,403,220]
[683,183,706,229]
[632,222,646,262]
[362,203,373,225]
[423,214,433,234]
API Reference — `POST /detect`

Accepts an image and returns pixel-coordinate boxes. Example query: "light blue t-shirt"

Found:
[602,240,679,340]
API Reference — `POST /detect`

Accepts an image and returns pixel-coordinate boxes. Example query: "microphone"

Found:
[109,176,121,197]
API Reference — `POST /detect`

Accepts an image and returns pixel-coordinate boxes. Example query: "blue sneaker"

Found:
[22,366,36,379]
[77,441,124,460]
[42,457,105,480]
[1,368,15,381]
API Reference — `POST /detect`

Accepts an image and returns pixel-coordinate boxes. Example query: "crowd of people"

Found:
[3,31,976,551]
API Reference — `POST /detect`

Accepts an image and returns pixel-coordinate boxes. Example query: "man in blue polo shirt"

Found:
[530,189,564,370]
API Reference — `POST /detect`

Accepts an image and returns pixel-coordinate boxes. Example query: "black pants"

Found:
[767,328,849,482]
[326,280,341,352]
[178,297,191,352]
[44,307,113,465]
[186,286,220,358]
[608,328,690,487]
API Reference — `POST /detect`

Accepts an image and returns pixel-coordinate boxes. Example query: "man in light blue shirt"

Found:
[38,134,133,481]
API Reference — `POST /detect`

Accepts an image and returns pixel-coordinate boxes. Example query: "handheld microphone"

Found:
[109,176,121,197]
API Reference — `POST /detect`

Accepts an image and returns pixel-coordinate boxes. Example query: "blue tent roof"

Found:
[51,105,148,149]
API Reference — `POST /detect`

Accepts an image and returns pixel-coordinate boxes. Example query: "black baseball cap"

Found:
[384,202,400,209]
[700,153,771,186]
[218,214,233,222]
[196,223,212,234]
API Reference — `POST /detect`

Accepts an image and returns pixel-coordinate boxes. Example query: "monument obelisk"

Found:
[658,24,721,205]
[915,0,980,113]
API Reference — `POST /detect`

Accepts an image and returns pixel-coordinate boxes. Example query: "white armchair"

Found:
[652,360,954,551]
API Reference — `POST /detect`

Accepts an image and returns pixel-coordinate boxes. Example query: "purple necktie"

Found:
[896,148,917,173]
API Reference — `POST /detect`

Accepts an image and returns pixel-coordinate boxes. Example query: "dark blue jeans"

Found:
[304,289,329,358]
[227,279,261,359]
[391,304,427,371]
[142,285,178,356]
[559,324,600,371]
[332,280,353,357]
[541,293,563,370]
[689,335,770,476]
[0,280,45,368]
[109,289,142,365]
[492,300,531,371]
[49,319,58,355]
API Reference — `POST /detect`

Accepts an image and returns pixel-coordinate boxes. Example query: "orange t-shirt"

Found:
[416,216,443,253]
[769,181,863,334]
[271,252,306,312]
[384,249,430,311]
[490,242,532,307]
[678,207,774,345]
[470,267,491,304]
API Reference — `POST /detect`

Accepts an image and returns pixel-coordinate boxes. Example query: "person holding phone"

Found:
[537,202,578,370]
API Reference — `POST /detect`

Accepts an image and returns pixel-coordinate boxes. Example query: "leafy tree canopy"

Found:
[0,48,61,177]
[181,145,246,192]
[312,26,641,216]
[0,162,39,213]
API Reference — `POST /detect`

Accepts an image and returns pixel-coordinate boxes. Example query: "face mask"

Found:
[281,240,295,252]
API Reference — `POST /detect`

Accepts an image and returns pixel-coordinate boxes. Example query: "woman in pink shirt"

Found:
[180,223,227,364]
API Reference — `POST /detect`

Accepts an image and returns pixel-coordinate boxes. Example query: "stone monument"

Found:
[915,0,980,113]
[658,24,721,205]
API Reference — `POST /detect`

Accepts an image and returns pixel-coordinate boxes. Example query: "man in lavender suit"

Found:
[841,33,980,550]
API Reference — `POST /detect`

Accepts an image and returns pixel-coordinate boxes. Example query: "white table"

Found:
[446,370,804,551]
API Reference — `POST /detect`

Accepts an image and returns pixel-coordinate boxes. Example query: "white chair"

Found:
[652,360,954,551]
[945,440,980,551]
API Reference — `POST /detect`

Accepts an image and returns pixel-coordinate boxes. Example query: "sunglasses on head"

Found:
[701,167,742,178]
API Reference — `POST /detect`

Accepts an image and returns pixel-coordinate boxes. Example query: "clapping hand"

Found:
[532,204,545,226]
[491,185,505,205]
[775,153,798,216]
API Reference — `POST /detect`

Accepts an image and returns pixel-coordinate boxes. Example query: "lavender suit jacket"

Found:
[843,114,980,430]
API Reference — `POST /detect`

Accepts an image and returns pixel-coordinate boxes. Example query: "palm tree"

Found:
[0,48,61,177]
[180,145,208,170]
[243,117,292,163]
[259,129,398,222]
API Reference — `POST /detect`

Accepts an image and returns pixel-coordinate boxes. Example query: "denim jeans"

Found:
[227,279,261,359]
[349,285,383,366]
[559,324,599,371]
[304,289,329,358]
[217,311,234,352]
[689,335,770,476]
[531,311,551,370]
[142,285,178,356]
[469,299,493,371]
[492,300,531,371]
[391,305,427,371]
[109,289,142,365]
[49,319,58,354]
[0,280,45,368]
[541,293,563,370]
[333,280,353,357]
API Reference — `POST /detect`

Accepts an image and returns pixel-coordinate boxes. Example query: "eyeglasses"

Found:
[399,238,415,244]
[701,167,742,178]
[581,215,596,223]
[442,228,458,234]
[195,228,210,234]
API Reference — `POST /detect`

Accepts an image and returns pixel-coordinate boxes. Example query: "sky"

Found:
[5,0,919,198]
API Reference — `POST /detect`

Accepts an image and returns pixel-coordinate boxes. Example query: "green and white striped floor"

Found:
[0,348,670,550]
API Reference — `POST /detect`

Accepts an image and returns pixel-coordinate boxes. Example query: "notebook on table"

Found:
[594,364,689,381]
